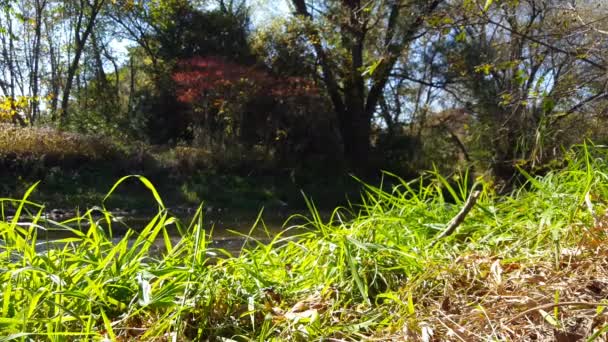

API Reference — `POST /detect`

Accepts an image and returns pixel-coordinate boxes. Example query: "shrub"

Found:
[0,124,127,176]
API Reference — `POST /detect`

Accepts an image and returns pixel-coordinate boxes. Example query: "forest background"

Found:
[1,0,607,211]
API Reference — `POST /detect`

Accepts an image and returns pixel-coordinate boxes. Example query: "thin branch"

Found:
[551,80,608,125]
[430,189,481,246]
[484,17,606,71]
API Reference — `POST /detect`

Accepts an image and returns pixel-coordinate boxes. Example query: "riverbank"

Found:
[0,124,366,213]
[1,146,607,340]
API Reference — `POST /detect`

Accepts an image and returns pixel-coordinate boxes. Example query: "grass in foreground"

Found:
[1,145,608,341]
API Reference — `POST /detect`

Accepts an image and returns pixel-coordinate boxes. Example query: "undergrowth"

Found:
[1,145,608,341]
[0,125,356,211]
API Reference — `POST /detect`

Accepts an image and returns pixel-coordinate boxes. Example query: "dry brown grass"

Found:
[0,123,124,163]
[384,219,608,341]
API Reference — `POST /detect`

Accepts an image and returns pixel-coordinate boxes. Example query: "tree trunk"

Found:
[127,55,136,117]
[340,109,372,169]
[60,47,84,124]
[90,30,114,123]
[30,0,46,124]
[48,33,60,118]
[59,0,105,125]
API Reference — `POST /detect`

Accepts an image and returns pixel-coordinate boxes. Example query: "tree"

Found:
[58,0,106,124]
[289,0,444,171]
[108,1,257,143]
[443,0,608,179]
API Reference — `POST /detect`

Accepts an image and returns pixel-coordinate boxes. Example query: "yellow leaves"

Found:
[483,0,494,12]
[499,93,512,106]
[307,33,321,45]
[112,0,135,10]
[496,59,520,70]
[0,96,31,122]
[426,15,455,29]
[455,30,467,42]
[462,0,477,12]
[474,63,493,75]
[275,129,287,141]
[362,58,383,77]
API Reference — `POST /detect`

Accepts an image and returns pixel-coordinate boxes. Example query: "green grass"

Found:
[1,145,608,340]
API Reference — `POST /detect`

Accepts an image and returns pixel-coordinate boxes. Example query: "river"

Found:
[3,206,316,257]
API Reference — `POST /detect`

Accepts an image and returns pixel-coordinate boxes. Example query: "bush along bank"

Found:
[0,124,363,212]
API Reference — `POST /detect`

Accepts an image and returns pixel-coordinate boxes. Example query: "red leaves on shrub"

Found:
[172,56,318,105]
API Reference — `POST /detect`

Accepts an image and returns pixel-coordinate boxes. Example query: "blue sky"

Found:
[250,0,290,26]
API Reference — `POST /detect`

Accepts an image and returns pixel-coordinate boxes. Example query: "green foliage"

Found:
[156,6,253,62]
[438,0,608,178]
[251,17,319,78]
[1,0,607,184]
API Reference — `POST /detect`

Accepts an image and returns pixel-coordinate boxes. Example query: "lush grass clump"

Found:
[1,146,608,340]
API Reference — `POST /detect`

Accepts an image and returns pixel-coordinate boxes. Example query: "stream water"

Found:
[4,208,313,257]
[112,210,302,255]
